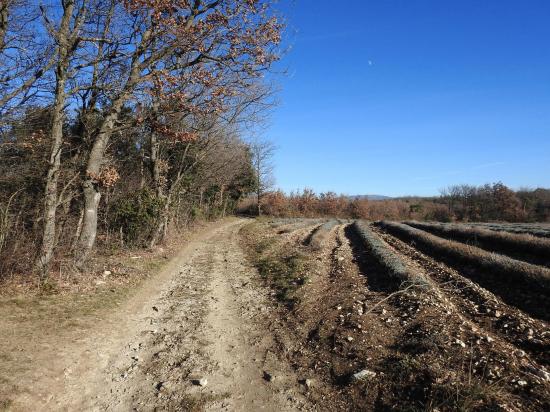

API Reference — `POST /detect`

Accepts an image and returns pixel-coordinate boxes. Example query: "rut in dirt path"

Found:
[13,219,311,412]
[199,225,310,411]
[109,219,311,412]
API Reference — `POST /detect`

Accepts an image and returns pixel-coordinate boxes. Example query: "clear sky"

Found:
[267,0,550,197]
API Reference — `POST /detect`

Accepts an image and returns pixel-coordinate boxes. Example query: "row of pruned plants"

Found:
[352,221,430,288]
[306,219,340,250]
[404,221,550,265]
[467,222,550,238]
[376,221,550,320]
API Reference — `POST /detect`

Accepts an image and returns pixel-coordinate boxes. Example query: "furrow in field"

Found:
[376,221,550,321]
[373,225,550,369]
[345,222,550,410]
[251,219,550,409]
[404,220,550,267]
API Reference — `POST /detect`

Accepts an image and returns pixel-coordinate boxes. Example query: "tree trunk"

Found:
[222,192,228,217]
[75,26,151,266]
[0,1,9,51]
[148,130,168,248]
[35,106,65,278]
[75,109,119,266]
[72,206,84,250]
[257,185,262,216]
[35,1,75,279]
[256,159,262,216]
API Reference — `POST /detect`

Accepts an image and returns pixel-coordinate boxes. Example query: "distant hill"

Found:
[349,194,392,201]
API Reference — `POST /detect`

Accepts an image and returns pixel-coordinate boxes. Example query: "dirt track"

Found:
[4,218,549,411]
[7,219,310,411]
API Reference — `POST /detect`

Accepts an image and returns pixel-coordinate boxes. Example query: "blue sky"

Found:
[267,0,550,197]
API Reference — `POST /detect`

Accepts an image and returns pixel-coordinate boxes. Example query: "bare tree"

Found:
[35,0,93,278]
[249,137,276,216]
[0,1,54,116]
[74,0,282,264]
[0,0,283,278]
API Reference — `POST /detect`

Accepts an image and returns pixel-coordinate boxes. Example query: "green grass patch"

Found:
[257,253,307,304]
[240,220,309,306]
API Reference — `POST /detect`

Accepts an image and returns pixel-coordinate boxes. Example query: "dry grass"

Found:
[0,281,136,407]
[0,220,214,407]
[240,221,309,306]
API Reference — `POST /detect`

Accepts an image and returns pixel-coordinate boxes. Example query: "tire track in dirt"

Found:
[14,219,312,411]
[199,225,311,411]
[373,226,550,377]
[135,220,311,411]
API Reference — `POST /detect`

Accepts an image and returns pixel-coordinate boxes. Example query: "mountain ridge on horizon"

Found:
[349,194,392,201]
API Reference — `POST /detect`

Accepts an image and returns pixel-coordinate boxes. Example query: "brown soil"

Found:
[0,219,311,411]
[2,217,548,411]
[240,219,550,411]
[373,226,550,367]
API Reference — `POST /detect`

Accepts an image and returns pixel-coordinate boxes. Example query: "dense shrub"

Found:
[423,204,453,222]
[110,189,165,246]
[247,184,550,223]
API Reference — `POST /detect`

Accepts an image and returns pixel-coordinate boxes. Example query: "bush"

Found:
[352,220,429,287]
[109,189,165,246]
[423,204,453,222]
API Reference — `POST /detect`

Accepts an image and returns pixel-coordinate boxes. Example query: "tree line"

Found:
[0,0,282,281]
[242,183,550,222]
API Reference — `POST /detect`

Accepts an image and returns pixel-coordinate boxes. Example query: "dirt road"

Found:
[9,219,311,411]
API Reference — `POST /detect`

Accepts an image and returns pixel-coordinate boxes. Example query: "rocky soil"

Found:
[3,217,549,411]
[2,219,312,411]
[241,219,550,411]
